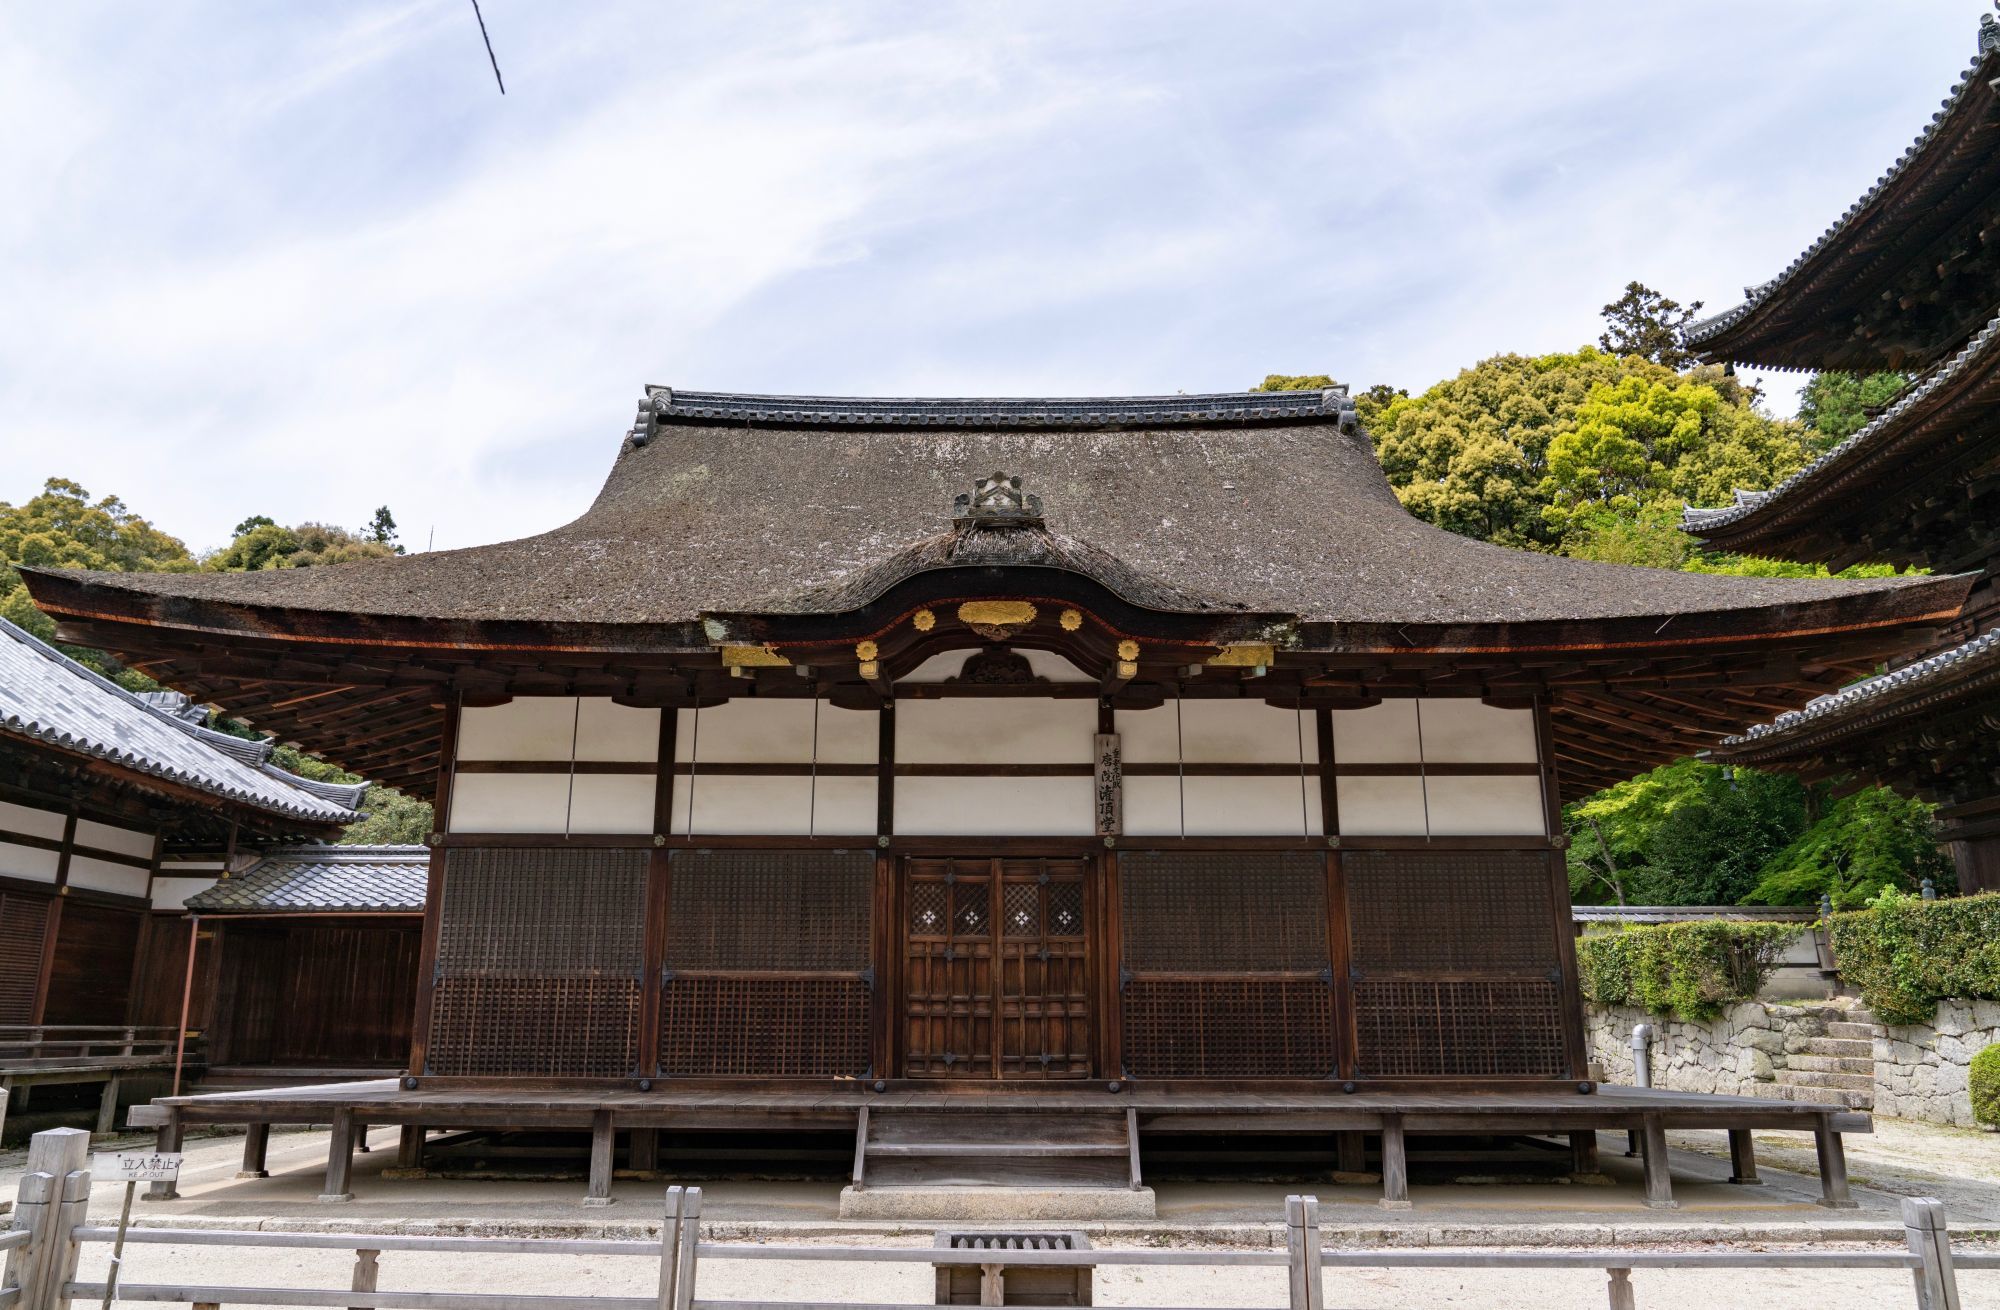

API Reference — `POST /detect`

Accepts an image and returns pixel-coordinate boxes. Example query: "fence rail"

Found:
[1,1129,1984,1310]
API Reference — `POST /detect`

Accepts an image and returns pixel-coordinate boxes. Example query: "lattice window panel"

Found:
[428,977,642,1077]
[1353,979,1566,1078]
[0,890,50,1025]
[1119,851,1327,971]
[909,882,949,936]
[1121,978,1335,1079]
[436,848,647,977]
[668,850,872,971]
[662,977,869,1077]
[1343,849,1556,974]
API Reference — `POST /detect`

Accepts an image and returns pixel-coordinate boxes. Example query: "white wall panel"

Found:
[448,774,572,832]
[65,856,149,897]
[0,842,59,882]
[897,649,1093,683]
[1332,702,1421,763]
[575,700,661,762]
[1424,776,1548,836]
[1114,706,1179,763]
[151,876,220,910]
[1417,701,1540,764]
[897,699,1094,765]
[674,701,877,764]
[898,650,972,682]
[1177,700,1316,764]
[895,777,1092,835]
[457,698,579,762]
[1181,776,1318,837]
[0,800,66,841]
[75,818,154,859]
[1335,776,1428,836]
[1120,775,1184,836]
[1020,650,1095,683]
[566,775,658,834]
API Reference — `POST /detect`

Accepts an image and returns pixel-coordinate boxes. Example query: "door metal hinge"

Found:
[860,966,875,991]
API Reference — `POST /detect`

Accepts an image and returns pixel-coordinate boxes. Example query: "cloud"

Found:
[0,1,1982,551]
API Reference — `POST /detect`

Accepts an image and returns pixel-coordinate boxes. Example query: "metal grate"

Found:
[667,849,872,971]
[1118,851,1327,971]
[429,977,642,1077]
[661,976,869,1077]
[1121,978,1335,1079]
[1353,979,1566,1078]
[0,889,50,1024]
[427,848,648,1077]
[1343,850,1556,973]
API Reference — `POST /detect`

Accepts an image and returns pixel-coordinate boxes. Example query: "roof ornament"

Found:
[1984,6,1999,55]
[1320,385,1360,434]
[953,472,1044,527]
[628,387,672,448]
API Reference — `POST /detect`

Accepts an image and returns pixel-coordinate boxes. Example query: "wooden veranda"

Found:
[127,1079,1867,1212]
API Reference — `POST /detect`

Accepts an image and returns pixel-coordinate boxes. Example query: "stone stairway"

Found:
[1771,1006,1882,1109]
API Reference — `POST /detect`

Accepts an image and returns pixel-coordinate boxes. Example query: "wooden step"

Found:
[852,1107,1141,1192]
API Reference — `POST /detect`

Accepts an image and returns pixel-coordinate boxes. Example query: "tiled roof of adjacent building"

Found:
[1716,626,2000,756]
[184,845,427,914]
[0,618,364,825]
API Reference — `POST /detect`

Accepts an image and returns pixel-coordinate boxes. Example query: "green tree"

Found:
[0,478,195,682]
[1566,759,1812,906]
[1797,371,1907,450]
[1253,374,1406,431]
[364,506,405,554]
[1744,787,1953,908]
[269,743,434,844]
[1598,281,1704,369]
[206,519,400,571]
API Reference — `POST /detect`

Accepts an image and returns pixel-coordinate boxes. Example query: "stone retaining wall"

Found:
[1872,999,2000,1127]
[1584,1001,1837,1097]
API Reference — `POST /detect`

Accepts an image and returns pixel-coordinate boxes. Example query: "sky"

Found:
[0,2,1989,556]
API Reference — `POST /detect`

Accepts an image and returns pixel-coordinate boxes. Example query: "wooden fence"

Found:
[1,1129,1989,1310]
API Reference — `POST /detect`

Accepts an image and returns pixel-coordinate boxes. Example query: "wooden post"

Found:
[1814,1116,1856,1209]
[1569,1130,1599,1176]
[396,1124,425,1170]
[1605,1267,1636,1310]
[355,1121,371,1153]
[1638,1114,1675,1209]
[657,1186,685,1310]
[1334,1132,1366,1176]
[1378,1117,1411,1210]
[238,1122,272,1179]
[1903,1196,1961,1310]
[584,1109,617,1207]
[1126,1106,1143,1191]
[320,1109,356,1202]
[1727,1128,1760,1185]
[1284,1194,1308,1310]
[671,1185,703,1310]
[22,1127,90,1310]
[349,1248,381,1310]
[631,1127,660,1175]
[94,1074,121,1137]
[143,1111,183,1201]
[849,1106,868,1190]
[5,1169,56,1310]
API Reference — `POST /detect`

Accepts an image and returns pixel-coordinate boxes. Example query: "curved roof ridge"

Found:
[1718,625,2000,752]
[1682,307,2000,539]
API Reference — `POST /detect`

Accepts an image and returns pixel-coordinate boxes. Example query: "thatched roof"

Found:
[20,389,1964,642]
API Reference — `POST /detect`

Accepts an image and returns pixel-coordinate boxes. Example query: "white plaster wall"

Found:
[64,855,150,897]
[565,775,657,833]
[897,699,1094,764]
[450,773,659,834]
[0,800,66,841]
[895,777,1093,836]
[898,649,1094,683]
[74,818,155,859]
[577,701,662,762]
[456,697,580,761]
[1332,702,1420,763]
[1181,776,1319,837]
[673,775,877,836]
[1423,776,1547,836]
[1334,777,1428,836]
[675,701,877,765]
[149,875,221,910]
[1416,701,1539,763]
[0,842,59,882]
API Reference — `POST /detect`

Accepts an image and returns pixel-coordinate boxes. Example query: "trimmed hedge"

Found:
[1973,1044,2000,1128]
[1829,891,2000,1027]
[1575,920,1796,1021]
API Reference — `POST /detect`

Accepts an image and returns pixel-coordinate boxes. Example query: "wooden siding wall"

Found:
[211,919,421,1068]
[130,913,214,1032]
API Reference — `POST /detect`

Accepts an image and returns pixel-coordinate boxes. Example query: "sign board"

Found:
[1093,732,1122,836]
[92,1152,183,1184]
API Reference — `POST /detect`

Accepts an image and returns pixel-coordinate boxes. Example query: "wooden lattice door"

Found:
[902,856,1090,1079]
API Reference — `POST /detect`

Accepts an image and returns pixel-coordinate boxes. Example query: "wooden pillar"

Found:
[320,1109,356,1203]
[1637,1115,1675,1209]
[1814,1117,1856,1209]
[1334,1132,1366,1176]
[396,1124,425,1170]
[407,702,460,1079]
[584,1110,616,1207]
[94,1074,121,1137]
[631,1126,660,1175]
[1727,1128,1760,1185]
[143,1112,183,1201]
[1378,1116,1410,1210]
[239,1123,271,1179]
[1568,1130,1599,1176]
[354,1121,370,1153]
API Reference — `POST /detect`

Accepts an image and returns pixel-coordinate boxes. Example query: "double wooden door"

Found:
[901,857,1091,1079]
